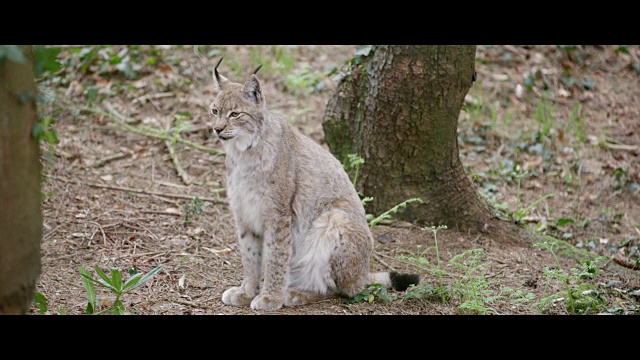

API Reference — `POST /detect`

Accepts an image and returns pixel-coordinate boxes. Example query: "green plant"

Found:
[340,153,423,227]
[368,198,423,228]
[0,46,62,165]
[565,102,585,146]
[347,283,397,304]
[533,97,558,140]
[181,196,204,226]
[328,45,373,82]
[79,264,164,315]
[397,225,453,304]
[533,240,605,314]
[447,248,503,314]
[32,291,48,314]
[397,231,505,313]
[247,45,295,77]
[342,153,365,188]
[612,167,630,191]
[285,65,326,96]
[32,114,58,164]
[510,167,554,224]
[502,287,537,307]
[424,225,448,302]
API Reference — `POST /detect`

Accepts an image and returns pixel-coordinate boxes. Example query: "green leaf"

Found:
[368,294,374,303]
[86,86,98,105]
[556,218,575,227]
[32,122,44,141]
[94,266,113,287]
[125,265,164,292]
[111,269,123,292]
[79,267,96,314]
[615,46,630,54]
[0,45,26,64]
[32,292,48,314]
[33,46,61,76]
[80,272,117,292]
[122,273,144,292]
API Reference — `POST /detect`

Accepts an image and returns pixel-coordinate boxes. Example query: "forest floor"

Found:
[31,45,640,315]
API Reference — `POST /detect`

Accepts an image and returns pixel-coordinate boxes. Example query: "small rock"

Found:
[377,234,394,244]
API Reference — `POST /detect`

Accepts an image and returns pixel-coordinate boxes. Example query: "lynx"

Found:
[210,58,419,311]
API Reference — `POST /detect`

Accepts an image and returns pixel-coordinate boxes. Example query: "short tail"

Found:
[368,271,420,291]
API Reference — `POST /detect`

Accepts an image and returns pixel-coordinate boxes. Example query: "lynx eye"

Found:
[229,112,240,118]
[210,108,218,116]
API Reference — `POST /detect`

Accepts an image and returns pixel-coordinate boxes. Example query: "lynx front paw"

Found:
[222,286,255,306]
[250,294,284,311]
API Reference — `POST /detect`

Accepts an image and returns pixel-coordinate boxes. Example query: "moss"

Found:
[322,114,354,166]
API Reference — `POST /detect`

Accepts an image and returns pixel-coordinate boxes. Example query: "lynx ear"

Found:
[242,74,264,105]
[213,57,230,91]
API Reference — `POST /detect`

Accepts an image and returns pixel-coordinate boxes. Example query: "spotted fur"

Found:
[211,59,419,311]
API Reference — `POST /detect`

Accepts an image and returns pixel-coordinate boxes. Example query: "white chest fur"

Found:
[227,160,267,236]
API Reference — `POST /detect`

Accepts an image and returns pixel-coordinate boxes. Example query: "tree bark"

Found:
[323,45,523,242]
[0,46,42,314]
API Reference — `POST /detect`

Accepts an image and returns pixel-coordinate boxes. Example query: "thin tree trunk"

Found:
[0,46,42,314]
[323,45,523,242]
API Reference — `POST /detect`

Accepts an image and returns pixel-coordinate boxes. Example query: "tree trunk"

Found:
[323,45,523,242]
[0,46,42,314]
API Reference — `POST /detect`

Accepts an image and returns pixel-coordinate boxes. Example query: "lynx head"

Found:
[209,58,266,152]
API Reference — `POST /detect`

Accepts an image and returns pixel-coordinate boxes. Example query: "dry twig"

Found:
[45,175,227,205]
[164,117,193,185]
[372,252,397,272]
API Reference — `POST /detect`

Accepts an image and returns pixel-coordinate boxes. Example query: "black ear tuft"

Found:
[253,64,263,75]
[214,57,224,83]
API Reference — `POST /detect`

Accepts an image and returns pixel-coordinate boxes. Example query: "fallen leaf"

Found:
[178,275,186,289]
[165,208,180,214]
[75,213,87,219]
[100,175,113,181]
[70,232,85,238]
[557,128,565,142]
[158,63,172,72]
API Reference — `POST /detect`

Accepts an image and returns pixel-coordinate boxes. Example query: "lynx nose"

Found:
[214,126,225,135]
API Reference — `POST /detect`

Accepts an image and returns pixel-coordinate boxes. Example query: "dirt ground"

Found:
[31,45,640,315]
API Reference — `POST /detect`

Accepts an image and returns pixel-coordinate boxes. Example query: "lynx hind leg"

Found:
[289,209,373,299]
[325,211,374,298]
